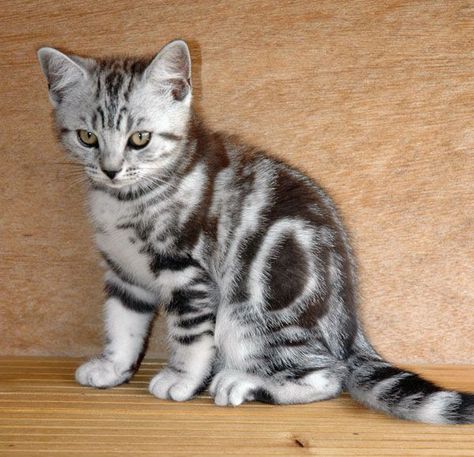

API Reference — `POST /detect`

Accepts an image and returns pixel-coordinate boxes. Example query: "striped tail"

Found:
[345,336,474,424]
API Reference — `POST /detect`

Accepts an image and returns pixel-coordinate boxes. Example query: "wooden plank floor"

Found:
[0,358,473,456]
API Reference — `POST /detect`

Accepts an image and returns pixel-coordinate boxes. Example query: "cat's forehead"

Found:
[92,56,151,99]
[95,56,151,77]
[78,57,154,131]
[55,49,190,132]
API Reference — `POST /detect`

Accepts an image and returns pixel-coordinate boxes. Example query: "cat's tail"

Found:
[344,331,474,424]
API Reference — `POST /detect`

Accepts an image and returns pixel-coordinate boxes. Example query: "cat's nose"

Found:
[101,168,121,180]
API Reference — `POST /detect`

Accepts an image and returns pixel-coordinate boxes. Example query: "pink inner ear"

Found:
[168,78,190,101]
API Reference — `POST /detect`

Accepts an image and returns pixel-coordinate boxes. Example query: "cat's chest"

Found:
[88,191,157,286]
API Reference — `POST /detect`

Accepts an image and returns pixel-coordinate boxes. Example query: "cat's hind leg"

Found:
[210,219,350,406]
[210,364,346,407]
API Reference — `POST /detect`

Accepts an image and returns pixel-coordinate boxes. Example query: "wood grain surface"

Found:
[0,0,473,363]
[0,357,473,456]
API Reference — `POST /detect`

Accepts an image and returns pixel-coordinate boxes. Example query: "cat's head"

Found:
[37,40,192,191]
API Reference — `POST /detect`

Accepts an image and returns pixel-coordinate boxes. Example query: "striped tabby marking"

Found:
[38,41,473,424]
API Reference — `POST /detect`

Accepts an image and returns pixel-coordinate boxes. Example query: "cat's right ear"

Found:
[145,40,192,102]
[37,47,89,106]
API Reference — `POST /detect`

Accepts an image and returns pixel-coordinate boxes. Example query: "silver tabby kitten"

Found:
[37,40,473,424]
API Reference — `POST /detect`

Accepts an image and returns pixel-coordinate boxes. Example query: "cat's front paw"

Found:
[75,356,132,388]
[149,368,203,401]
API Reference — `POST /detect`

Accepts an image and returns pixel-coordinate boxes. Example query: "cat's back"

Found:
[206,134,353,276]
[213,133,342,234]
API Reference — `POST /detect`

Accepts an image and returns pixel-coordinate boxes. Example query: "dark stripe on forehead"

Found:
[126,114,135,132]
[129,59,149,74]
[96,106,105,129]
[105,71,121,128]
[124,74,135,102]
[91,112,98,130]
[105,71,124,100]
[95,77,101,100]
[116,106,128,130]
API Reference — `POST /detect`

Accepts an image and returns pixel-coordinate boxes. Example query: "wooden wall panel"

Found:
[0,0,472,363]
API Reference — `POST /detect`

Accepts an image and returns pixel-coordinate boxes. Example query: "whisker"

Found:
[48,161,85,167]
[63,175,89,193]
[142,175,179,192]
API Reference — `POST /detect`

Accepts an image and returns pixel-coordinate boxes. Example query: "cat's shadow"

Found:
[186,39,204,118]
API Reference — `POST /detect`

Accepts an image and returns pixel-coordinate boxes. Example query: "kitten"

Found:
[37,40,473,424]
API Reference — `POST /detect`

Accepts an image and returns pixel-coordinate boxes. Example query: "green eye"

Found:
[128,131,151,149]
[77,130,98,147]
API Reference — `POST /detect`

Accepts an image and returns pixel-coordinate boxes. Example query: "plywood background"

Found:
[0,0,472,364]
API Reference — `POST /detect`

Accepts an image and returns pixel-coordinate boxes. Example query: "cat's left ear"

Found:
[145,40,192,101]
[37,47,91,106]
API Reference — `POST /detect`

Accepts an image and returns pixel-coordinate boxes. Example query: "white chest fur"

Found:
[88,190,156,287]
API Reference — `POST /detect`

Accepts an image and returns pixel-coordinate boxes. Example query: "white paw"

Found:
[75,357,132,388]
[209,370,261,406]
[149,368,201,401]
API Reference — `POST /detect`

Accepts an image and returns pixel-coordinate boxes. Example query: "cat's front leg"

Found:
[149,280,216,401]
[76,276,156,388]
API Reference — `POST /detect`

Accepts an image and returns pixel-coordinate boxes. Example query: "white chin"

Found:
[97,180,136,190]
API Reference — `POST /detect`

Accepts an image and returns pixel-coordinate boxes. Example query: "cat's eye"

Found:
[128,131,151,149]
[77,130,98,147]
